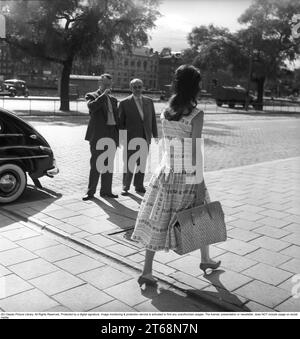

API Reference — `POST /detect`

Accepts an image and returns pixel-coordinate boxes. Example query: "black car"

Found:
[0,108,59,203]
[3,79,29,97]
[0,83,17,97]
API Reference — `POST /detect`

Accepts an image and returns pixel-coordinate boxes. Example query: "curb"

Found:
[18,111,300,118]
[205,156,300,175]
[1,207,248,312]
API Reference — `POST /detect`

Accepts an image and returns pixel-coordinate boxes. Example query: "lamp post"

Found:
[0,14,5,39]
[245,33,254,111]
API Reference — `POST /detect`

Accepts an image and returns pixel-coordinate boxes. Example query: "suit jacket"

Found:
[85,89,119,144]
[118,95,158,145]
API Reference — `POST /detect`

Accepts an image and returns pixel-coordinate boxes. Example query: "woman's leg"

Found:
[200,245,210,263]
[142,249,156,276]
[200,245,220,264]
[200,245,221,273]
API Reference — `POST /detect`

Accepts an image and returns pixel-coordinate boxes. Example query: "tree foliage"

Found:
[2,0,160,110]
[183,0,300,110]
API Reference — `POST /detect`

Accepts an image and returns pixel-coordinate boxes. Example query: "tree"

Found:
[160,47,172,57]
[183,25,247,93]
[2,0,160,111]
[181,47,198,65]
[238,0,300,109]
[184,0,300,110]
[185,25,233,70]
[293,68,300,93]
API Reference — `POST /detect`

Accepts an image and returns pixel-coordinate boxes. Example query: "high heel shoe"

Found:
[138,275,158,287]
[200,260,221,274]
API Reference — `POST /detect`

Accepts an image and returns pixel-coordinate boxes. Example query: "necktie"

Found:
[136,96,144,120]
[106,96,116,125]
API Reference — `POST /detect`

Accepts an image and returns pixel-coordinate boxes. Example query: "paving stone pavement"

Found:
[22,110,300,196]
[0,216,219,313]
[1,157,299,312]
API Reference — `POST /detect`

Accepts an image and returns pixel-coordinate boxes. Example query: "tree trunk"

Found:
[255,77,265,111]
[59,59,73,111]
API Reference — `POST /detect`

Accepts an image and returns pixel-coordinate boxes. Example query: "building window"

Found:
[143,61,147,70]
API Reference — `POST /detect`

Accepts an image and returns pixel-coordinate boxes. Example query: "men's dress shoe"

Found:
[121,188,129,196]
[135,187,146,194]
[82,194,94,201]
[100,192,118,198]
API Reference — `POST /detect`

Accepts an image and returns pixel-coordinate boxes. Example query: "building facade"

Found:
[158,53,183,90]
[73,46,159,90]
[1,41,161,92]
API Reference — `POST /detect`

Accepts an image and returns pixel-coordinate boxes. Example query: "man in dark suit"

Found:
[119,78,158,195]
[83,73,119,200]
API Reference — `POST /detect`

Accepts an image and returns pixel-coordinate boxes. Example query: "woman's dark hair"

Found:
[165,64,201,121]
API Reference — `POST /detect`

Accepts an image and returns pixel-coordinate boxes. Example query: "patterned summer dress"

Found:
[131,107,210,252]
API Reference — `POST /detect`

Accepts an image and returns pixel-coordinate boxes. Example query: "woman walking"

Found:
[132,65,221,285]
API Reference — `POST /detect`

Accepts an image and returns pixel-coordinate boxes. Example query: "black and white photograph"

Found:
[0,0,300,321]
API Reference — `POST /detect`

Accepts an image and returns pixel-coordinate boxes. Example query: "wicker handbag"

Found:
[174,200,227,255]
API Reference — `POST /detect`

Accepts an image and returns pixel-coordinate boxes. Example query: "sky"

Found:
[148,0,253,52]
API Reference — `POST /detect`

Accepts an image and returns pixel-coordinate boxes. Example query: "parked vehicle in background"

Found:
[213,85,258,109]
[0,83,17,97]
[160,84,172,101]
[0,108,59,203]
[3,79,29,97]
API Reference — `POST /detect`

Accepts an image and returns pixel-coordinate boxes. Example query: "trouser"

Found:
[123,142,149,190]
[87,130,118,196]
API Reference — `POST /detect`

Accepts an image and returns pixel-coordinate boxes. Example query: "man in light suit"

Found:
[83,73,119,200]
[119,78,158,195]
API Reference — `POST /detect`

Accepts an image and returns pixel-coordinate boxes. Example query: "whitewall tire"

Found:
[0,164,27,204]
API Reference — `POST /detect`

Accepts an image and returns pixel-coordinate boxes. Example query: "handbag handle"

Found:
[205,202,213,220]
[194,181,206,206]
[194,183,213,220]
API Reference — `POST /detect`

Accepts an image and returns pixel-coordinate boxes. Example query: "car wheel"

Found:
[229,103,235,108]
[9,92,16,97]
[0,164,27,204]
[216,100,223,107]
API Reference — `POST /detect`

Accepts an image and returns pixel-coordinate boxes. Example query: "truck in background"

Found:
[213,85,258,109]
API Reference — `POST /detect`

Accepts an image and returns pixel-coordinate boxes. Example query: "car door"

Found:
[0,113,26,149]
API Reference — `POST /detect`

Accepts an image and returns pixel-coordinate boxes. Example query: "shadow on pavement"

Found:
[124,193,143,204]
[0,185,62,229]
[233,110,300,117]
[12,109,88,117]
[21,115,89,127]
[205,122,237,130]
[91,196,139,230]
[191,269,251,311]
[140,285,225,312]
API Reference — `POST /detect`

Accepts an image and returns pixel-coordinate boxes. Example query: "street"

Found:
[22,112,300,196]
[1,97,300,116]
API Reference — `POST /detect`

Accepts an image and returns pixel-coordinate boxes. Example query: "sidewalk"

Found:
[0,216,219,313]
[1,157,300,312]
